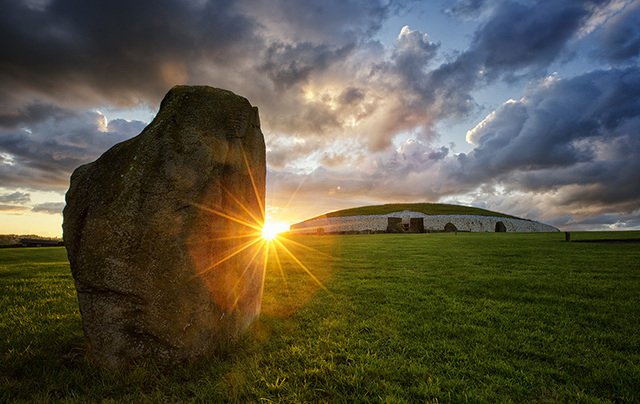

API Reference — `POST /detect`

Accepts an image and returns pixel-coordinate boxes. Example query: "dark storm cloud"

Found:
[0,103,68,128]
[242,0,398,44]
[444,0,494,19]
[261,42,356,90]
[468,1,591,75]
[0,192,30,204]
[0,0,406,112]
[0,105,144,190]
[597,1,640,62]
[0,0,259,109]
[0,0,415,190]
[457,67,640,209]
[402,0,604,125]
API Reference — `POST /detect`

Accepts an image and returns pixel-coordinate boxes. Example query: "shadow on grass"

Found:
[1,322,273,402]
[571,238,640,243]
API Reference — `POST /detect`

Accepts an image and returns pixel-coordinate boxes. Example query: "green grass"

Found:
[305,202,521,222]
[2,232,640,402]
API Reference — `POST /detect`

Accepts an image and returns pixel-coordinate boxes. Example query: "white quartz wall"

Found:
[420,215,558,232]
[290,211,559,233]
[291,215,389,233]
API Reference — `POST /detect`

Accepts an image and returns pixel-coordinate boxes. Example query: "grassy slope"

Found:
[2,233,640,402]
[303,202,521,223]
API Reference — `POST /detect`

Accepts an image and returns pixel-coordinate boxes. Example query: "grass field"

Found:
[305,202,521,221]
[1,232,639,402]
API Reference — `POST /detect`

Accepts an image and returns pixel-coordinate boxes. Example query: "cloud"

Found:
[468,2,591,75]
[260,42,356,90]
[0,204,29,213]
[452,67,640,212]
[268,138,455,206]
[0,0,417,194]
[0,0,260,110]
[32,202,65,214]
[0,0,638,231]
[339,87,366,105]
[444,0,499,21]
[562,210,640,230]
[239,0,398,44]
[269,66,640,229]
[0,191,30,204]
[0,0,602,160]
[394,25,440,81]
[0,105,144,190]
[336,1,607,152]
[393,0,612,139]
[0,0,407,119]
[596,1,640,62]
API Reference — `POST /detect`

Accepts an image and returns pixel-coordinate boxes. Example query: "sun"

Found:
[262,221,289,241]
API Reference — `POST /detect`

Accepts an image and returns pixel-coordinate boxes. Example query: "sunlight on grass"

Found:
[2,232,640,402]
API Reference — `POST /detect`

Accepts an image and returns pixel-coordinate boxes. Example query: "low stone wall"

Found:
[291,215,389,234]
[420,215,558,232]
[290,211,559,234]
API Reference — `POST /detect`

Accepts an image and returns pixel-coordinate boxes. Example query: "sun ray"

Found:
[230,240,266,310]
[190,202,263,233]
[186,233,260,244]
[196,236,263,276]
[222,185,263,227]
[258,238,270,306]
[241,147,265,221]
[282,177,307,211]
[274,238,331,294]
[271,241,288,291]
[188,177,335,313]
[231,239,264,291]
[277,234,336,260]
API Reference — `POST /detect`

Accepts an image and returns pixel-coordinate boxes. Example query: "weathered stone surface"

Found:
[63,86,266,369]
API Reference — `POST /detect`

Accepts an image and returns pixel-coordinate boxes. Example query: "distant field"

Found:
[306,202,521,221]
[2,232,639,402]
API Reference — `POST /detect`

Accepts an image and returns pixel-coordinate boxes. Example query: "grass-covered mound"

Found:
[304,202,521,222]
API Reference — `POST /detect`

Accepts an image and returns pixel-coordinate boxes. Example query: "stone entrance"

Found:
[387,217,402,232]
[409,218,424,233]
[444,222,457,232]
[386,217,423,233]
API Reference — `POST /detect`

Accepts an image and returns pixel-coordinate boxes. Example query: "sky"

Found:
[1,0,639,236]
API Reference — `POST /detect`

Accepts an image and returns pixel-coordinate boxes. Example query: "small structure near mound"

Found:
[290,206,559,234]
[63,86,266,369]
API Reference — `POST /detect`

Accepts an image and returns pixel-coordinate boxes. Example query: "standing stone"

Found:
[63,86,266,369]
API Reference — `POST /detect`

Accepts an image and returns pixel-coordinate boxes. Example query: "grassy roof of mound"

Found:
[303,203,523,222]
